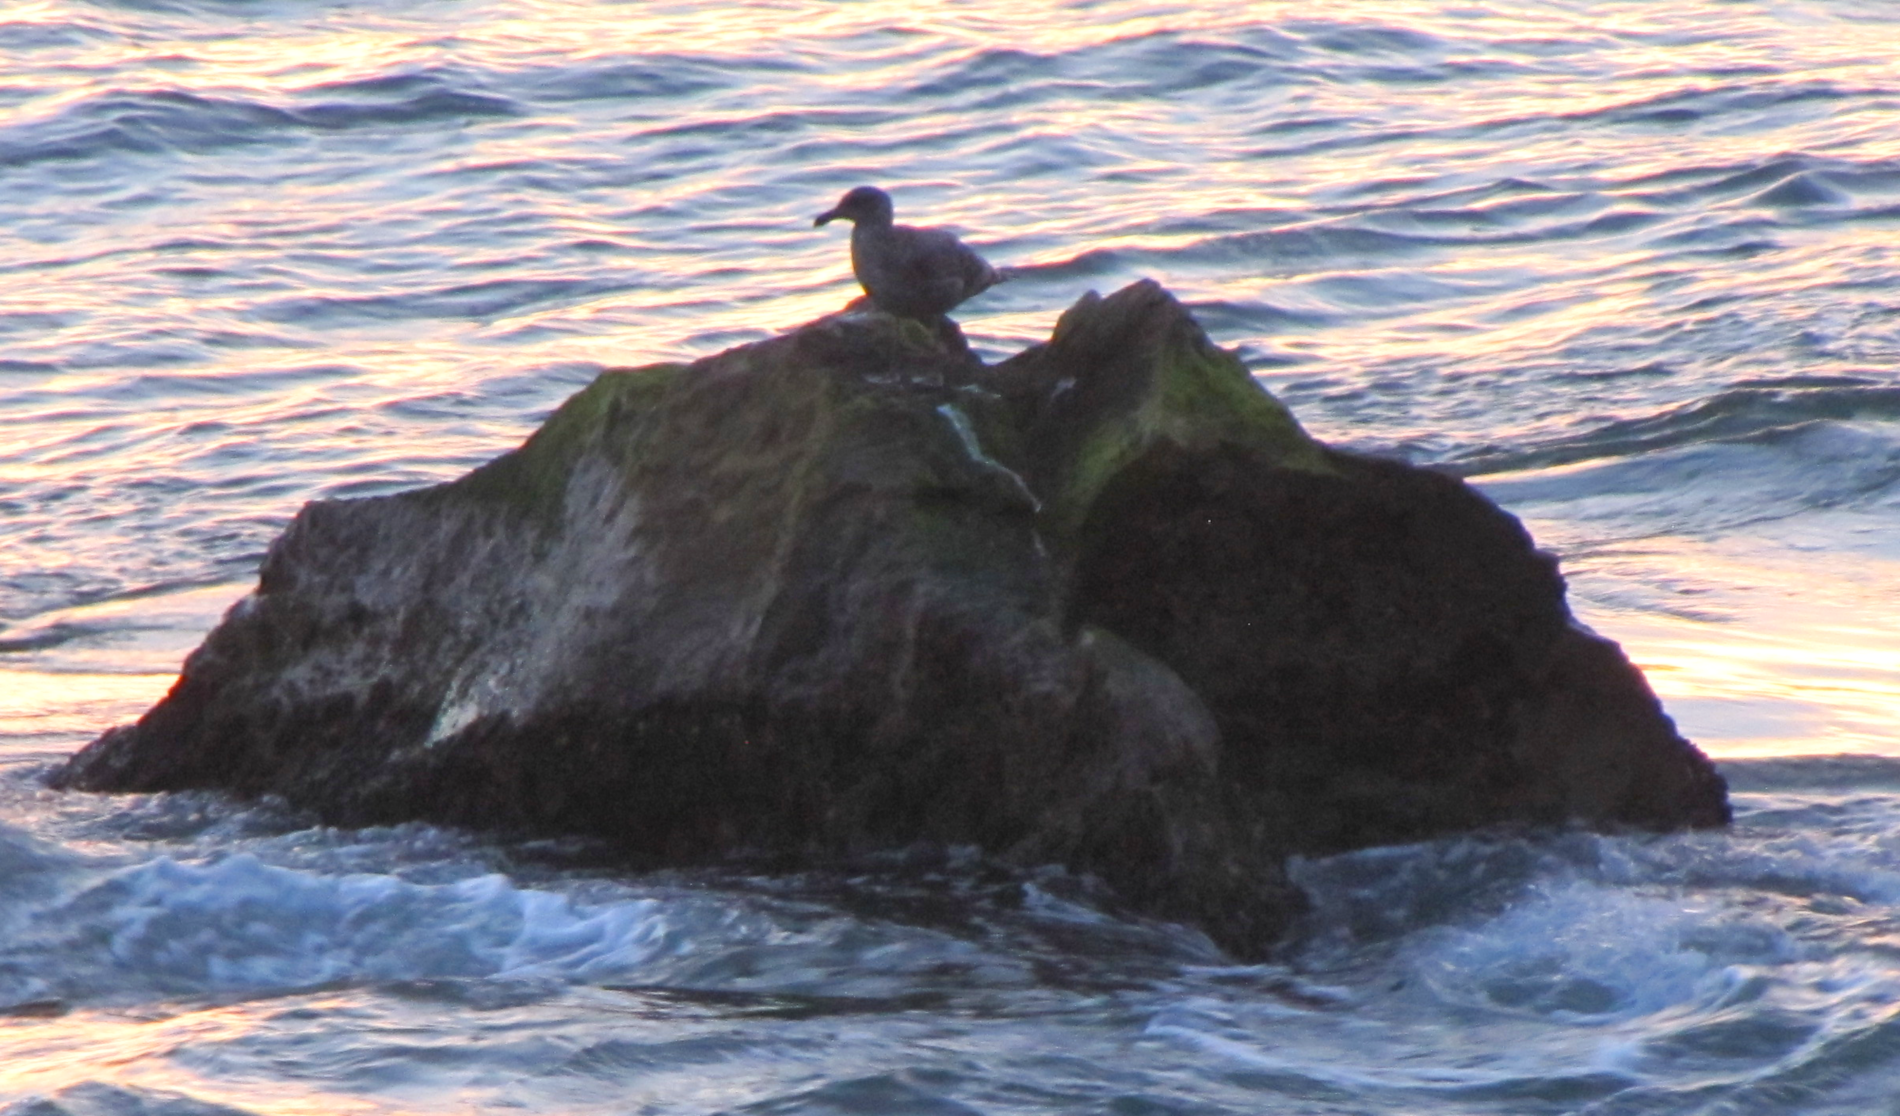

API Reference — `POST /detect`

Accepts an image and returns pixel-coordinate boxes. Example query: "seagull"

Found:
[813,185,1006,319]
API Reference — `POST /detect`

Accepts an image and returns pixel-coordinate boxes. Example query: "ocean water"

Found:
[4,0,1900,1111]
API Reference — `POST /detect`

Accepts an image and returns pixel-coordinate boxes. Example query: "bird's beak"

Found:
[813,207,839,227]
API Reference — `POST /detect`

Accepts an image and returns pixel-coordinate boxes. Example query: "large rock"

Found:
[52,281,1728,957]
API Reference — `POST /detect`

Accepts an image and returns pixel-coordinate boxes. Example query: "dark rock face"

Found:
[52,280,1728,958]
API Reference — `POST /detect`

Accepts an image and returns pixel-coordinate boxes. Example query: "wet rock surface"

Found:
[52,281,1729,958]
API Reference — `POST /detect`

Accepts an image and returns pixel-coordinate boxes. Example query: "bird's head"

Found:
[814,185,894,228]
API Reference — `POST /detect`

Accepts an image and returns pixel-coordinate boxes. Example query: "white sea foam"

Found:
[1404,879,1779,1020]
[65,852,685,992]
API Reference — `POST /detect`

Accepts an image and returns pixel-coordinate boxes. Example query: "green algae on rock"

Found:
[51,280,1729,959]
[997,282,1331,539]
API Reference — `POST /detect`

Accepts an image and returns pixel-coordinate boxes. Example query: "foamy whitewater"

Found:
[4,1,1900,1112]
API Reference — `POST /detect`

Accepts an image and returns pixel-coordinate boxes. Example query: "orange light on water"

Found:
[1555,533,1900,759]
[0,670,174,742]
[0,1001,392,1116]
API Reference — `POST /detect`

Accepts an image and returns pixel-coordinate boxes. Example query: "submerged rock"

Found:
[52,281,1728,958]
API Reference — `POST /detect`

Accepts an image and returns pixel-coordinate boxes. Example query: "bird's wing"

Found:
[906,227,1000,296]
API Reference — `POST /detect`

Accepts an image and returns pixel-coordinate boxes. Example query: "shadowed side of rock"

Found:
[993,282,1726,854]
[1064,442,1728,855]
[52,282,1728,959]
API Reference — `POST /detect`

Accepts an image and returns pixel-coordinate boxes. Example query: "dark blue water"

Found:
[4,1,1900,1111]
